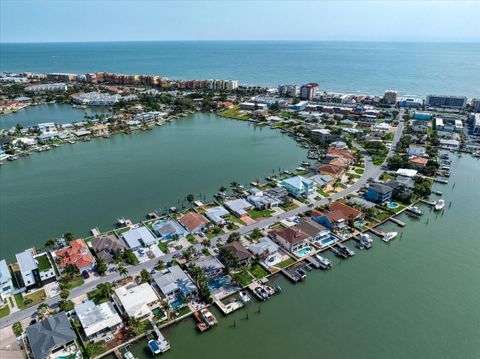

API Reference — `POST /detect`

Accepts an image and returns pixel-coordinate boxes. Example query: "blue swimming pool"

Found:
[297,246,312,256]
[354,220,365,228]
[170,298,183,309]
[388,202,399,209]
[208,276,232,291]
[319,236,335,247]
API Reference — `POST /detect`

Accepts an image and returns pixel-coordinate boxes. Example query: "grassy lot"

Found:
[176,306,192,317]
[87,288,110,305]
[205,229,224,239]
[279,203,299,211]
[233,270,253,286]
[115,226,132,236]
[15,289,46,309]
[249,263,269,279]
[275,257,296,269]
[36,254,52,271]
[0,305,10,318]
[372,156,387,166]
[317,189,329,197]
[67,277,85,289]
[225,214,245,225]
[218,106,251,121]
[249,209,274,220]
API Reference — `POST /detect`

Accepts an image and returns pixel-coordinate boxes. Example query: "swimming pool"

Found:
[296,246,312,256]
[209,276,232,291]
[318,236,335,248]
[170,298,183,309]
[388,202,399,209]
[354,220,365,228]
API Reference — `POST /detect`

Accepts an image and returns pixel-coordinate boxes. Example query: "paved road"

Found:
[0,117,404,330]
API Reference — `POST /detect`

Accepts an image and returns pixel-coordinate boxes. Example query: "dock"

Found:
[389,217,406,227]
[113,349,122,359]
[421,199,436,206]
[304,256,321,269]
[90,227,101,237]
[434,178,449,184]
[149,320,171,353]
[280,268,300,283]
[214,298,243,315]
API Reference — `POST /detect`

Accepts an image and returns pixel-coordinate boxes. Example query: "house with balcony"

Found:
[365,183,393,204]
[15,250,56,290]
[112,283,160,321]
[268,226,310,253]
[280,176,316,198]
[54,239,95,273]
[312,202,364,230]
[152,265,197,303]
[75,300,123,342]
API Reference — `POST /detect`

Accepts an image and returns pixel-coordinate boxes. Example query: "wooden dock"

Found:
[113,349,122,359]
[389,217,406,227]
[90,227,101,237]
[280,269,300,283]
[421,199,436,206]
[304,256,321,269]
[369,228,384,237]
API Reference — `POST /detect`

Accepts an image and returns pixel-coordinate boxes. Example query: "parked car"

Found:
[81,270,90,279]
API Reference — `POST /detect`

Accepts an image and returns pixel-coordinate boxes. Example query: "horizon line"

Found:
[1,39,480,45]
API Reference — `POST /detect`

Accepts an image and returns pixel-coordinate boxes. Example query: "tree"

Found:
[155,259,166,270]
[63,264,79,279]
[201,239,211,248]
[139,269,152,283]
[12,322,23,337]
[218,186,227,193]
[186,194,195,207]
[60,289,70,300]
[219,247,239,273]
[227,232,240,243]
[58,299,74,312]
[250,228,263,240]
[117,264,129,278]
[44,238,56,249]
[63,232,75,242]
[127,317,144,336]
[95,257,107,276]
[230,181,239,190]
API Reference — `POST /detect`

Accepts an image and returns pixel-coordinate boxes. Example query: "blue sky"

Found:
[1,0,479,43]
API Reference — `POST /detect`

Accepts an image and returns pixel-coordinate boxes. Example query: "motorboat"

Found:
[200,308,218,327]
[274,284,283,293]
[337,243,355,256]
[330,247,348,258]
[434,199,445,211]
[295,268,307,279]
[239,291,251,303]
[263,285,276,296]
[148,339,161,355]
[315,254,331,268]
[382,231,398,242]
[255,286,268,300]
[407,206,424,216]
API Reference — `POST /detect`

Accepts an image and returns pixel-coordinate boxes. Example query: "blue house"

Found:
[412,111,433,121]
[365,183,393,204]
[152,220,187,241]
[280,176,316,198]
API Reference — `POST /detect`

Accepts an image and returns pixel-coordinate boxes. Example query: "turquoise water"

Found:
[1,41,479,97]
[297,246,312,256]
[388,202,399,209]
[208,276,231,292]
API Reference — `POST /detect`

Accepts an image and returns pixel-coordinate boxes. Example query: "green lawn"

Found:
[87,288,110,305]
[158,241,169,253]
[317,189,329,197]
[36,254,52,272]
[218,106,251,121]
[67,277,85,289]
[248,209,274,220]
[279,203,299,211]
[275,257,296,269]
[0,305,10,318]
[233,270,253,286]
[205,229,224,239]
[248,263,269,279]
[15,289,46,309]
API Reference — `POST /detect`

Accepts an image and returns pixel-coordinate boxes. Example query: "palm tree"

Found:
[155,259,166,270]
[117,264,129,278]
[219,186,227,193]
[230,181,239,189]
[186,194,195,207]
[161,300,171,321]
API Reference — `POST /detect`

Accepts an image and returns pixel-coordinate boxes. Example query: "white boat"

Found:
[239,291,251,303]
[148,339,161,355]
[434,199,445,211]
[123,351,135,359]
[263,285,276,296]
[382,231,398,242]
[315,254,331,268]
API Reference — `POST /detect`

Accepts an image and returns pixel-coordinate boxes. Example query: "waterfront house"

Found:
[248,237,280,261]
[112,282,160,321]
[317,164,346,179]
[266,186,289,200]
[280,176,316,198]
[409,156,429,169]
[15,250,56,290]
[54,239,95,273]
[327,147,354,163]
[268,226,310,253]
[152,265,197,302]
[309,174,333,188]
[224,198,253,217]
[396,168,418,178]
[25,312,77,359]
[152,219,187,240]
[247,192,280,210]
[192,256,225,279]
[295,218,331,242]
[408,145,428,158]
[121,227,157,249]
[205,206,230,225]
[75,300,123,342]
[312,202,364,230]
[178,212,209,233]
[90,124,109,137]
[91,234,126,264]
[221,242,253,266]
[0,260,13,302]
[365,183,393,204]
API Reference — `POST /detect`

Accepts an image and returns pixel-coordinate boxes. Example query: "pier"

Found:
[421,199,436,206]
[280,269,301,283]
[389,217,406,227]
[304,256,321,269]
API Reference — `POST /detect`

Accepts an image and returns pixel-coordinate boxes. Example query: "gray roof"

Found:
[347,197,377,209]
[369,183,393,195]
[122,227,156,248]
[193,256,225,273]
[205,206,229,224]
[152,220,186,238]
[152,265,197,297]
[0,259,11,283]
[26,312,76,359]
[248,237,279,256]
[16,250,37,274]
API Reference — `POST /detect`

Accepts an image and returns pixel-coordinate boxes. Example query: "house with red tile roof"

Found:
[409,156,428,169]
[312,202,363,230]
[54,239,95,272]
[178,212,209,233]
[317,164,346,179]
[268,226,310,253]
[327,147,355,162]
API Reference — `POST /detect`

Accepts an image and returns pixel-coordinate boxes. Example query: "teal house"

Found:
[280,176,316,198]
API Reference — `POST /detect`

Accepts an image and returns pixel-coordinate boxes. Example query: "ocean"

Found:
[1,41,479,98]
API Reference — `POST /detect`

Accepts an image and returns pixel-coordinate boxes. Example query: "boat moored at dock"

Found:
[434,199,446,211]
[315,254,332,268]
[407,206,424,216]
[382,231,398,242]
[239,291,251,303]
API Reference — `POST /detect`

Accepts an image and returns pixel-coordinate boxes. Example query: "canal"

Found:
[125,154,480,359]
[0,103,107,129]
[0,113,307,260]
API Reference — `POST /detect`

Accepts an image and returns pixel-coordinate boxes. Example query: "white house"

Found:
[0,260,13,302]
[75,300,123,342]
[113,283,160,321]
